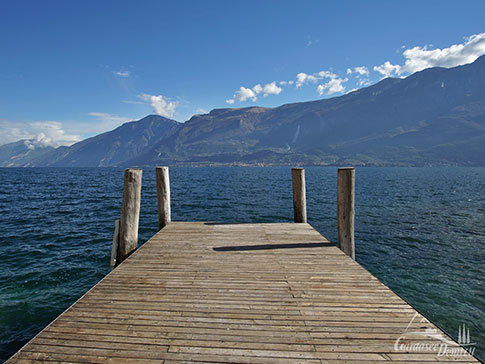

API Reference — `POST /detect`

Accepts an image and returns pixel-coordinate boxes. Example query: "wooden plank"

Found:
[5,222,479,363]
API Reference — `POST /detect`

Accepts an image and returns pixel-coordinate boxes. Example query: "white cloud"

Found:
[401,33,485,73]
[228,81,284,103]
[346,66,371,86]
[354,66,369,76]
[26,122,81,146]
[296,70,340,88]
[279,81,287,85]
[296,73,307,87]
[252,84,263,94]
[113,70,130,77]
[373,61,402,78]
[317,70,337,79]
[234,86,258,102]
[296,72,318,87]
[0,120,81,147]
[317,77,348,96]
[139,94,177,118]
[374,33,485,79]
[263,82,282,97]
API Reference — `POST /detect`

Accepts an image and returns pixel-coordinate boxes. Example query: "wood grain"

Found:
[156,166,171,230]
[118,168,142,264]
[292,168,307,223]
[6,222,478,363]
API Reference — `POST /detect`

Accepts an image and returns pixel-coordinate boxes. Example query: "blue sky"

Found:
[1,0,485,146]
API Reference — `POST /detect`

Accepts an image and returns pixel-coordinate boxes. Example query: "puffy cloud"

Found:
[234,86,258,102]
[0,120,81,147]
[139,94,177,118]
[354,66,369,76]
[374,33,485,79]
[296,73,306,87]
[346,68,353,75]
[296,70,339,87]
[30,122,81,146]
[401,33,485,73]
[373,61,402,78]
[317,77,348,96]
[296,72,318,87]
[263,81,282,97]
[229,81,283,103]
[252,84,263,94]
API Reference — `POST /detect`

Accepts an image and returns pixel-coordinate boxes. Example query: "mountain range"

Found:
[2,55,485,167]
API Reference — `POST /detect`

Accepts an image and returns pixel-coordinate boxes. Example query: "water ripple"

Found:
[0,166,483,362]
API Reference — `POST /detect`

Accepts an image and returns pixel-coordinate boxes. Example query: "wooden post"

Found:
[156,166,171,230]
[292,168,307,223]
[110,219,120,270]
[337,167,355,259]
[117,168,142,265]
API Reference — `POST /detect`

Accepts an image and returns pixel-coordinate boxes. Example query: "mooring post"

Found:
[292,168,307,223]
[156,166,171,230]
[337,167,355,259]
[117,168,142,265]
[110,219,120,270]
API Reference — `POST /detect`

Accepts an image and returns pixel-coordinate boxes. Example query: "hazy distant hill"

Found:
[0,140,55,167]
[3,56,485,167]
[30,115,181,167]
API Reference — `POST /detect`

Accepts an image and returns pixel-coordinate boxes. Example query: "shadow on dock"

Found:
[213,241,335,251]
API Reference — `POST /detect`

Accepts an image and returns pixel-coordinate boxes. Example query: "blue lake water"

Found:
[0,167,483,362]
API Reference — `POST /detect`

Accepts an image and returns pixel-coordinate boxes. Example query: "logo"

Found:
[394,313,476,357]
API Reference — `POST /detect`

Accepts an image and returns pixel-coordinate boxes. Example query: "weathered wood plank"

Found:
[6,222,479,363]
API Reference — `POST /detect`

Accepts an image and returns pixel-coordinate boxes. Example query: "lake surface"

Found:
[0,167,483,362]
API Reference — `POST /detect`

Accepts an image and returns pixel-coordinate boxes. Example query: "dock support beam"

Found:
[292,168,307,223]
[156,166,171,230]
[337,167,355,259]
[117,168,142,265]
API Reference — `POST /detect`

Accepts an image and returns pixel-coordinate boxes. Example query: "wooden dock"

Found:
[7,222,479,363]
